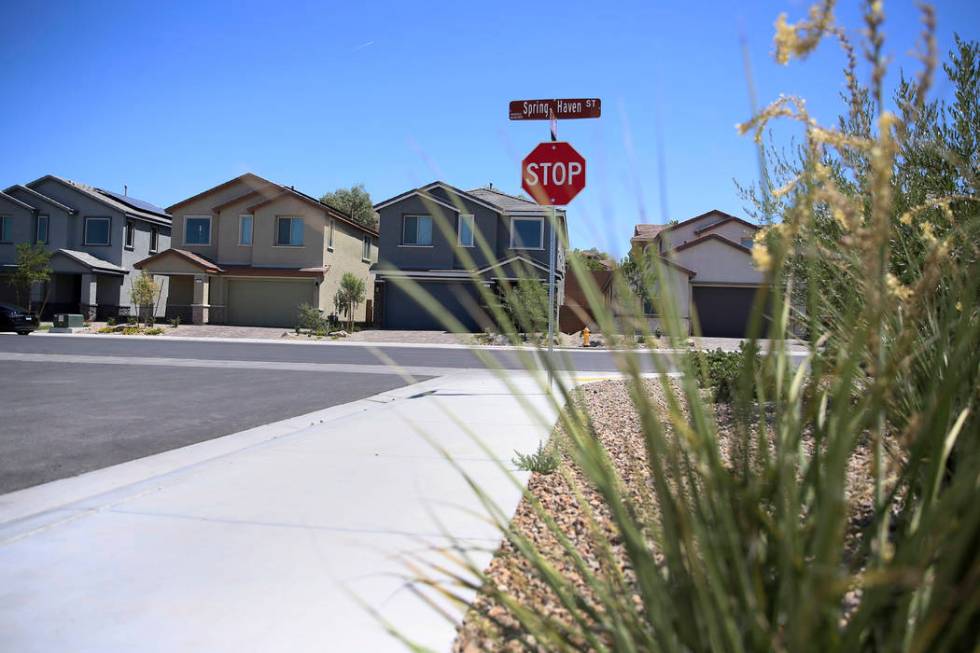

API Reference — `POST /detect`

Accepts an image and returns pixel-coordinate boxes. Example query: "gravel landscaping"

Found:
[452,378,876,652]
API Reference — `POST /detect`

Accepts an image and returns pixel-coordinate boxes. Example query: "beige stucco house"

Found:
[136,173,377,327]
[628,209,764,337]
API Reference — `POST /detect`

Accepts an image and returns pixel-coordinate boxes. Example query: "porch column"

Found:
[191,274,209,324]
[79,273,98,321]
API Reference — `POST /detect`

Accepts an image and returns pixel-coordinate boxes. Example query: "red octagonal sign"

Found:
[521,141,586,206]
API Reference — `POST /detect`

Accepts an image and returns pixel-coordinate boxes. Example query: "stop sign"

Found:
[521,141,586,206]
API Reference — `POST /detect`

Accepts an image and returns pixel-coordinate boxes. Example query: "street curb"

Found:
[23,331,809,356]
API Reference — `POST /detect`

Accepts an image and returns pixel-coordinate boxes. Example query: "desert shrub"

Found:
[500,277,549,338]
[512,441,560,475]
[399,5,980,653]
[296,303,326,333]
[144,327,164,335]
[106,317,116,327]
[685,342,768,403]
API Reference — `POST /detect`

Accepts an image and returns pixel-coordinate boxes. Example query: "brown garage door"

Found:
[692,285,764,337]
[226,278,316,327]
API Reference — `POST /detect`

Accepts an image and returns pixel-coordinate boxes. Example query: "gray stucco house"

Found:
[373,181,567,331]
[0,175,172,319]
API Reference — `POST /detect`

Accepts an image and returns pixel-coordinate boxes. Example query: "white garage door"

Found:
[226,278,316,327]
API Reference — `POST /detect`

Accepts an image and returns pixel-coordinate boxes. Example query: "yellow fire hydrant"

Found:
[582,326,591,347]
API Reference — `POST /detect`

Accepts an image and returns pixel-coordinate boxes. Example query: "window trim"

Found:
[150,226,159,253]
[509,216,545,250]
[36,214,50,244]
[183,215,212,246]
[0,215,11,243]
[238,214,253,247]
[400,214,434,247]
[83,216,112,247]
[327,219,335,251]
[361,235,372,262]
[124,220,135,250]
[458,214,475,247]
[273,215,305,247]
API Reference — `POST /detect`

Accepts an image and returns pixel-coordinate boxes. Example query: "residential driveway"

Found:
[0,370,561,652]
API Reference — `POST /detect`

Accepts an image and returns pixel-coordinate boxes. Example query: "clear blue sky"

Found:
[2,0,977,257]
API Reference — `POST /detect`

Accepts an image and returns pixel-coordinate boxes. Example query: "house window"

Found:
[741,237,754,248]
[184,216,211,245]
[125,220,135,249]
[239,215,253,246]
[36,215,49,244]
[275,216,304,246]
[150,227,159,253]
[361,235,371,262]
[327,219,335,251]
[510,217,544,249]
[458,214,474,247]
[0,216,11,243]
[83,217,111,246]
[402,214,432,246]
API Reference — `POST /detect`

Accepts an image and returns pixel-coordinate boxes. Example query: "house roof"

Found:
[245,187,379,237]
[165,173,278,213]
[693,215,760,235]
[667,233,753,256]
[466,187,543,212]
[631,224,667,241]
[631,209,749,244]
[26,175,171,226]
[0,191,36,212]
[421,181,506,213]
[373,188,463,214]
[55,249,128,275]
[134,248,224,273]
[3,184,76,214]
[375,181,560,218]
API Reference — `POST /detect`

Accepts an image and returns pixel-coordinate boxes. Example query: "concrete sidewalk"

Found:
[0,370,573,652]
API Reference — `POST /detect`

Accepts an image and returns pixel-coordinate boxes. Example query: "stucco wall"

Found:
[319,218,375,322]
[671,238,764,285]
[0,197,34,265]
[250,195,326,269]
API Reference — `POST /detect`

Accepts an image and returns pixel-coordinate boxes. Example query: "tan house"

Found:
[136,173,377,327]
[629,209,764,337]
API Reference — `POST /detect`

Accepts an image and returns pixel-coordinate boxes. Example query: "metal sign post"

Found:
[511,97,600,384]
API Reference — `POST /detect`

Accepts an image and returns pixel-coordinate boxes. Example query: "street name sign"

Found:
[509,98,601,120]
[521,141,586,206]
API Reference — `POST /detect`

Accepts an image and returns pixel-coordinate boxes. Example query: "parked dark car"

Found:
[0,303,37,335]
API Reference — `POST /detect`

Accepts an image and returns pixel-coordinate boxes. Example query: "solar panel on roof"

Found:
[97,188,169,216]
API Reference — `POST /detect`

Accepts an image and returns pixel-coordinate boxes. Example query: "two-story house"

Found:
[372,181,566,331]
[0,175,172,319]
[629,209,764,337]
[135,173,378,327]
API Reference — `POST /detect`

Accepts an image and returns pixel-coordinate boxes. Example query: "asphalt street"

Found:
[0,333,670,493]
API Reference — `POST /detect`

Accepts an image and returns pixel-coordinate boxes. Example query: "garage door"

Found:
[692,285,764,337]
[226,279,316,327]
[383,281,486,331]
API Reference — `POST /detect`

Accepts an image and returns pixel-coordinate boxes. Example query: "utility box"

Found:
[54,313,85,328]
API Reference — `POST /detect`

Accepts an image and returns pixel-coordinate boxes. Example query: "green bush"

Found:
[296,303,326,333]
[144,327,164,335]
[512,440,560,475]
[685,342,766,403]
[500,277,549,337]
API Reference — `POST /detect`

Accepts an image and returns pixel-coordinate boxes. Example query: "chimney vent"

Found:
[124,184,128,197]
